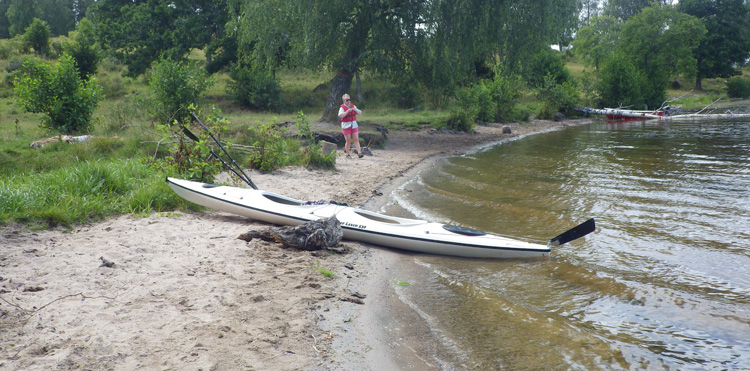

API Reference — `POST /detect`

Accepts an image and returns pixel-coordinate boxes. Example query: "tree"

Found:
[0,0,11,39]
[90,0,230,77]
[23,18,50,56]
[63,18,100,79]
[572,15,621,73]
[14,54,103,134]
[147,58,214,126]
[596,54,644,108]
[6,0,39,37]
[605,0,648,20]
[5,0,82,38]
[230,0,579,122]
[678,0,750,90]
[619,4,706,107]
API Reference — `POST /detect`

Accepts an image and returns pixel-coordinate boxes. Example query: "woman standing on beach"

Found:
[338,94,363,158]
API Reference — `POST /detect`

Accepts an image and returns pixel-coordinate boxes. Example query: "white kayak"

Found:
[166,177,594,259]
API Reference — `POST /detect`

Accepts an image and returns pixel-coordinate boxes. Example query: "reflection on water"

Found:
[383,119,750,369]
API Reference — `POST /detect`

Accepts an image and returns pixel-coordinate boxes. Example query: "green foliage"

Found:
[596,56,644,108]
[726,77,750,98]
[14,54,103,134]
[679,0,750,89]
[572,16,621,72]
[91,0,230,77]
[311,260,335,278]
[147,58,214,126]
[227,64,282,111]
[149,107,228,183]
[620,5,706,83]
[446,66,522,128]
[524,49,571,88]
[390,80,423,109]
[536,75,579,119]
[0,159,181,228]
[63,18,100,79]
[246,119,291,172]
[294,112,336,170]
[23,18,50,56]
[484,68,522,122]
[446,87,480,132]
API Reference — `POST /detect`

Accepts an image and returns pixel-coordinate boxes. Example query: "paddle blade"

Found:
[182,127,201,142]
[548,218,596,247]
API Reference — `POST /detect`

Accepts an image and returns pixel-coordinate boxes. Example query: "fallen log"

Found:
[238,215,344,251]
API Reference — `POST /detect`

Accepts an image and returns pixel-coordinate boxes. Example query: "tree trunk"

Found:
[695,76,703,91]
[321,67,355,123]
[356,71,363,103]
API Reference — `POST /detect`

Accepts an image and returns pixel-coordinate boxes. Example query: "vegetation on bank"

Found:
[2,0,750,229]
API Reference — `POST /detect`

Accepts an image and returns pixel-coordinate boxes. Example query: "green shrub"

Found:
[536,75,580,119]
[447,87,480,132]
[727,77,750,98]
[63,18,100,79]
[23,18,50,56]
[524,49,571,88]
[390,80,423,109]
[596,56,643,108]
[295,112,335,170]
[227,65,282,111]
[148,58,214,126]
[148,106,228,183]
[246,119,291,172]
[14,54,103,134]
[483,68,522,122]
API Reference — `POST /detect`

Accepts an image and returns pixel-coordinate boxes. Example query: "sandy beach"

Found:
[0,119,588,370]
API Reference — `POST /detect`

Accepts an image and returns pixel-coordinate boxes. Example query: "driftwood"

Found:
[238,215,344,251]
[30,135,95,148]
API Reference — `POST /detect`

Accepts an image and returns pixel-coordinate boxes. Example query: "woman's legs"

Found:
[352,132,362,156]
[343,133,352,156]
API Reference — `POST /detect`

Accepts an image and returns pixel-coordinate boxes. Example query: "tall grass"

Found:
[0,159,187,229]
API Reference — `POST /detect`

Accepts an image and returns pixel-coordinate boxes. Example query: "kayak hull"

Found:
[166,177,551,259]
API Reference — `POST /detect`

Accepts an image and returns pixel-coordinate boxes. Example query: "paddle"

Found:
[547,218,596,247]
[182,113,258,190]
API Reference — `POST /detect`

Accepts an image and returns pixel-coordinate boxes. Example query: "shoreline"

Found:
[0,119,592,370]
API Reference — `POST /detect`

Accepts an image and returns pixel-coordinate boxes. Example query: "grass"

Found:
[1,46,746,229]
[0,158,191,229]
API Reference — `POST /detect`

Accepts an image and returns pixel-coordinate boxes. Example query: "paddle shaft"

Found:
[188,113,258,190]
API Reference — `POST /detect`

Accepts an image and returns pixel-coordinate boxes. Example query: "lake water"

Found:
[379,118,750,370]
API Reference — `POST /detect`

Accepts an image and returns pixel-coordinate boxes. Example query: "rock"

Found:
[554,112,565,122]
[502,125,512,134]
[320,141,337,157]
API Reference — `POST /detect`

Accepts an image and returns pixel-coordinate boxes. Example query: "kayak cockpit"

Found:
[262,193,306,206]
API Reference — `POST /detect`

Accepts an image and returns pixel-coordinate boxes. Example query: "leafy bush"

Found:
[149,106,228,183]
[596,56,643,108]
[295,112,335,170]
[727,77,750,98]
[148,58,214,126]
[23,18,50,56]
[483,68,522,121]
[63,18,100,79]
[446,66,522,129]
[14,54,103,134]
[227,65,282,111]
[536,75,580,119]
[390,80,423,109]
[447,87,481,132]
[524,49,571,88]
[246,119,291,172]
